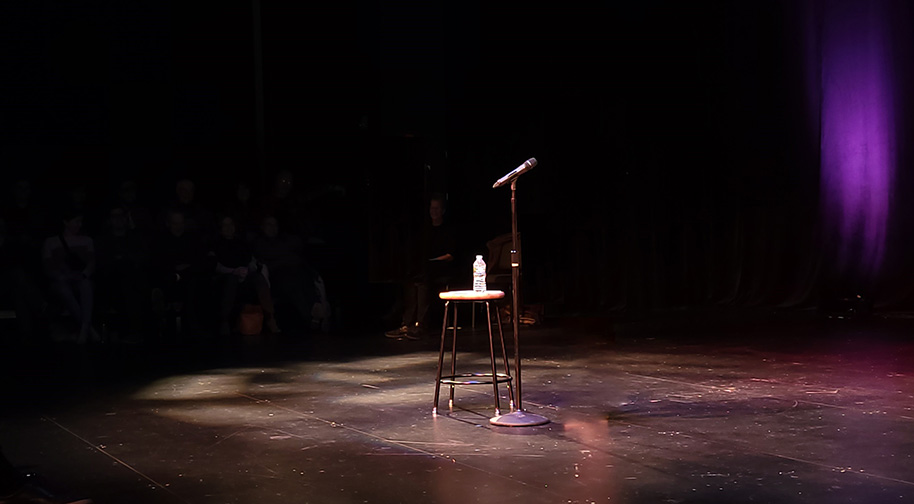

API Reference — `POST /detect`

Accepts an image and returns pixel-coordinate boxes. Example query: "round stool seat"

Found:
[439,290,505,301]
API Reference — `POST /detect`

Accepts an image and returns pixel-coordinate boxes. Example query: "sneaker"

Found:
[404,323,427,340]
[385,325,409,338]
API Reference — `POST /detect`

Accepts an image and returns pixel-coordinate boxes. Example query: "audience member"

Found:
[162,179,213,240]
[95,207,151,341]
[225,181,258,241]
[3,182,51,341]
[261,169,310,240]
[42,209,99,344]
[0,218,47,343]
[114,180,154,238]
[5,178,45,230]
[64,184,101,236]
[253,216,324,331]
[210,216,280,337]
[4,180,49,277]
[151,211,208,340]
[0,164,364,346]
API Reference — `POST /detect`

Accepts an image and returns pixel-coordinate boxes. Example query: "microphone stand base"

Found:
[489,410,550,427]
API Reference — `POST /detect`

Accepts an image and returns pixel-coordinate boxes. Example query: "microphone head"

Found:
[492,157,538,188]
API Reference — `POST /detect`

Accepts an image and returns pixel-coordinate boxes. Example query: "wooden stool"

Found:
[433,290,514,416]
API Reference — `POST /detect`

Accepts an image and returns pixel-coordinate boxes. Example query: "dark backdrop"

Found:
[3,1,914,322]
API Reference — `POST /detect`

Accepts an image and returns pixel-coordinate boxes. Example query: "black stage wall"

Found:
[3,1,914,322]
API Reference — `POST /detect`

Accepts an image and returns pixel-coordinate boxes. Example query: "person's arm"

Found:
[430,226,457,262]
[210,248,248,278]
[214,261,234,275]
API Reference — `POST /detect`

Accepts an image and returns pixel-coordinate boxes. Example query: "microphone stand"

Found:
[489,178,549,427]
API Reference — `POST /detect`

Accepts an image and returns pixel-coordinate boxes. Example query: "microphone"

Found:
[493,158,537,188]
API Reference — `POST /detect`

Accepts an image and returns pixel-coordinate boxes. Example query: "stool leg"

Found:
[433,300,450,416]
[495,305,515,411]
[486,302,502,416]
[448,302,458,409]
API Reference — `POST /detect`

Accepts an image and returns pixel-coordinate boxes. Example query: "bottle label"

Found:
[473,257,486,292]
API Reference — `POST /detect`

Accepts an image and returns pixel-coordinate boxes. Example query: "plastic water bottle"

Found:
[473,255,486,292]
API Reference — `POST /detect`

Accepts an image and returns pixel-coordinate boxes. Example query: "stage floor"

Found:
[2,314,913,503]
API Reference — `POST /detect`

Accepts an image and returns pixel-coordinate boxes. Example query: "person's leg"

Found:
[50,279,82,339]
[121,267,147,338]
[49,280,79,322]
[402,282,419,327]
[274,273,312,329]
[415,281,431,330]
[385,281,416,337]
[312,273,331,333]
[415,273,452,332]
[75,277,95,341]
[425,277,451,331]
[250,272,280,333]
[218,275,239,336]
[183,274,205,336]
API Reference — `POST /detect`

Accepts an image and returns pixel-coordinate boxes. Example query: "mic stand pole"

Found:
[490,178,549,427]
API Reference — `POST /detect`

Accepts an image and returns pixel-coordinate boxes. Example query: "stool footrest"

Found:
[439,373,512,386]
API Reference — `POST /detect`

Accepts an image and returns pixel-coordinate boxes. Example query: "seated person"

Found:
[160,179,214,241]
[0,218,46,343]
[42,209,99,344]
[209,216,280,337]
[386,194,455,339]
[151,211,208,337]
[253,216,322,331]
[95,207,150,340]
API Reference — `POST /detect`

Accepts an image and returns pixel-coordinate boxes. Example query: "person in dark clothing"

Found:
[160,179,214,241]
[113,180,153,239]
[386,194,456,339]
[2,181,49,340]
[4,180,50,264]
[261,169,311,241]
[42,210,98,344]
[253,216,321,331]
[210,216,280,337]
[151,211,208,339]
[0,218,47,343]
[225,181,258,242]
[95,207,151,340]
